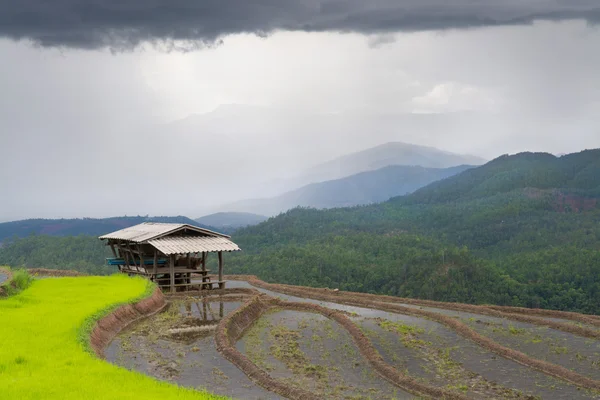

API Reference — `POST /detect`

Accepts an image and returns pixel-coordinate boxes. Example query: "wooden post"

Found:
[201,252,206,272]
[153,250,158,276]
[218,251,224,289]
[109,244,117,258]
[137,245,144,271]
[124,251,131,268]
[169,255,175,294]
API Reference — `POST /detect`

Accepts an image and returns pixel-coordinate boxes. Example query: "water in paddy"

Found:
[383,302,600,381]
[237,309,414,399]
[230,281,599,399]
[0,273,7,284]
[393,301,600,336]
[106,297,283,399]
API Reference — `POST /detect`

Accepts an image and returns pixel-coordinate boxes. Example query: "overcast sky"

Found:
[1,1,599,221]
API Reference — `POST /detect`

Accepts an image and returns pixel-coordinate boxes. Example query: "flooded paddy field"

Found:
[237,309,414,399]
[378,301,600,381]
[392,301,600,336]
[104,279,600,399]
[229,280,600,399]
[359,318,597,399]
[462,316,600,381]
[106,296,283,399]
[0,272,7,284]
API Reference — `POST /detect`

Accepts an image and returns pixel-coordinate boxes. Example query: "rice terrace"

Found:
[3,4,600,399]
[2,221,600,400]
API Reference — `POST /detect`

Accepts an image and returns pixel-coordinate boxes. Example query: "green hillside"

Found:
[228,150,600,313]
[0,216,218,243]
[2,150,599,313]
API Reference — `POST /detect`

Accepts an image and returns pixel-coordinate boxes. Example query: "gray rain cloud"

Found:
[1,0,600,49]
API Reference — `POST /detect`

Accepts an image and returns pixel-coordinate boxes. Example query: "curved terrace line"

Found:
[230,275,600,392]
[216,293,469,400]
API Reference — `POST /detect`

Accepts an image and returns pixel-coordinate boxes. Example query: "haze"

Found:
[1,1,599,221]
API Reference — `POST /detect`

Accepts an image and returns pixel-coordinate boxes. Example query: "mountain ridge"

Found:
[216,164,474,216]
[290,141,486,187]
[227,148,600,313]
[0,216,220,243]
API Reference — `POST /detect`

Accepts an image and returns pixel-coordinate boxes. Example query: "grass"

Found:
[0,274,228,400]
[0,266,33,296]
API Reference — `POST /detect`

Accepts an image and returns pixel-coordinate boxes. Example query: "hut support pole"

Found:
[137,245,144,271]
[218,251,224,289]
[109,244,117,258]
[153,251,158,276]
[169,255,175,294]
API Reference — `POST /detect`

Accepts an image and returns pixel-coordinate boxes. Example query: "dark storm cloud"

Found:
[1,0,599,49]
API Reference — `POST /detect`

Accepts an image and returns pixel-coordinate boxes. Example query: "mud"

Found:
[90,287,167,358]
[239,309,414,399]
[227,276,600,392]
[219,293,475,399]
[233,275,600,337]
[107,295,283,399]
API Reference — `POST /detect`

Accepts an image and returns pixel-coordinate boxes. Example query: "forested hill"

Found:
[228,149,600,314]
[0,216,217,243]
[402,150,600,205]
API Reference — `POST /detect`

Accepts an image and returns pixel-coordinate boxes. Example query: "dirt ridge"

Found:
[270,298,469,400]
[90,287,167,358]
[215,294,322,400]
[227,275,600,333]
[231,275,600,392]
[216,293,468,400]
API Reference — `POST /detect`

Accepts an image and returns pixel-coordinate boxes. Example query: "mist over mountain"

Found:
[228,148,600,313]
[290,142,485,187]
[195,212,268,231]
[0,216,216,244]
[217,164,473,216]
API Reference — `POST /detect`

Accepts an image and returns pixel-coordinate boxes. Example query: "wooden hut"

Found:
[99,222,240,293]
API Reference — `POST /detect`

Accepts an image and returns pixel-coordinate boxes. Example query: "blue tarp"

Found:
[106,258,168,266]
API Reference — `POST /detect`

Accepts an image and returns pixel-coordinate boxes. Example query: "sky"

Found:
[1,1,600,221]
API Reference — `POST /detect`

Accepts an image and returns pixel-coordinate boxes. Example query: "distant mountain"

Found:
[195,212,269,231]
[220,164,474,216]
[0,216,219,243]
[288,141,486,188]
[228,148,600,314]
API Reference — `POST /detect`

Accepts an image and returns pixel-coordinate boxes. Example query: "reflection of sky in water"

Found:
[0,273,8,284]
[230,280,598,400]
[106,299,284,400]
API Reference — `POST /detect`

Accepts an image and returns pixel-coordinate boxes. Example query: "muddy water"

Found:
[237,309,414,399]
[106,298,283,400]
[394,302,600,335]
[462,317,600,381]
[231,281,599,399]
[385,302,600,381]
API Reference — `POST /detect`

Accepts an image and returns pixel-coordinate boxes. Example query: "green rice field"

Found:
[0,273,227,400]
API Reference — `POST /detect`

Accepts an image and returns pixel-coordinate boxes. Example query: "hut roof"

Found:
[149,236,240,254]
[99,222,240,254]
